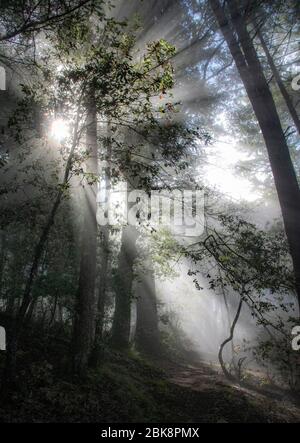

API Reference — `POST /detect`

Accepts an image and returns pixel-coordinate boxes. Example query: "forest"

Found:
[0,0,300,425]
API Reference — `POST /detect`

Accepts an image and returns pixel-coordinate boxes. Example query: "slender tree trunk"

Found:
[218,297,243,382]
[257,28,300,136]
[97,225,110,331]
[49,292,59,327]
[72,92,98,375]
[0,230,6,297]
[209,0,300,312]
[4,240,20,316]
[219,269,235,363]
[91,129,112,365]
[135,263,161,357]
[25,297,37,324]
[90,225,110,364]
[111,226,138,350]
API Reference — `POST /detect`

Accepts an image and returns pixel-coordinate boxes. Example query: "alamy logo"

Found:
[292,326,300,351]
[96,184,205,237]
[0,326,6,351]
[291,73,300,91]
[0,66,6,91]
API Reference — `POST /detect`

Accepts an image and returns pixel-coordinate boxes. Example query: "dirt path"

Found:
[164,360,300,423]
[169,361,229,392]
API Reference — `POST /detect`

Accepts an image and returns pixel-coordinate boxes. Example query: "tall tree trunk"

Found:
[91,133,112,365]
[49,291,59,327]
[209,0,300,312]
[90,224,109,366]
[111,225,138,350]
[0,230,6,297]
[257,28,300,136]
[135,262,161,357]
[72,92,98,375]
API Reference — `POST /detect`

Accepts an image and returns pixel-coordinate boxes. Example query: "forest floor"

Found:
[164,359,300,423]
[0,328,300,423]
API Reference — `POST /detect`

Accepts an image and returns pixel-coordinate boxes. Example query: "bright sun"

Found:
[50,119,69,143]
[203,138,261,202]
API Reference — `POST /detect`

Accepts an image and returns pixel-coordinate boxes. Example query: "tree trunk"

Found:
[0,230,6,297]
[91,128,112,365]
[209,0,300,312]
[111,226,138,351]
[257,27,300,136]
[72,92,98,375]
[90,224,109,366]
[49,291,59,327]
[135,263,161,357]
[218,297,243,382]
[219,269,235,363]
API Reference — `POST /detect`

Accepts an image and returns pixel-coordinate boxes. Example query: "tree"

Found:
[91,129,112,365]
[260,38,300,137]
[0,1,95,42]
[71,89,98,375]
[111,225,138,350]
[208,0,300,313]
[135,261,161,357]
